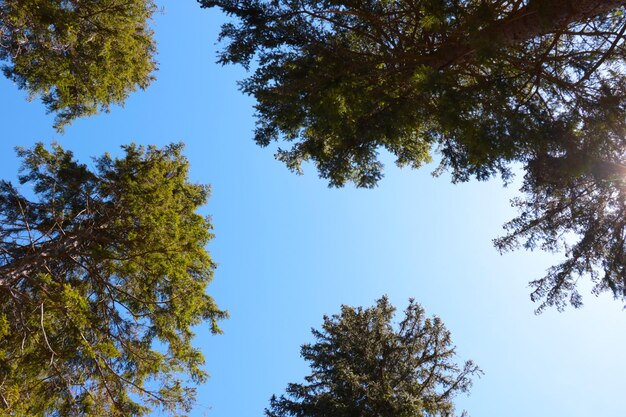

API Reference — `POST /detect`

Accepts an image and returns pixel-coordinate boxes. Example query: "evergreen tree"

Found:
[267,297,481,417]
[0,0,157,130]
[204,0,626,310]
[0,143,226,416]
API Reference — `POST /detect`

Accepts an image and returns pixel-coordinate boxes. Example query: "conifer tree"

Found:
[0,0,157,130]
[267,297,480,417]
[205,0,626,310]
[0,143,226,416]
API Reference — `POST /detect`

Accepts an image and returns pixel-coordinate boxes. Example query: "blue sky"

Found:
[1,2,625,416]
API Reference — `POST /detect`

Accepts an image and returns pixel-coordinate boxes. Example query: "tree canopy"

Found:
[205,0,626,311]
[0,143,226,416]
[0,0,157,131]
[266,296,481,417]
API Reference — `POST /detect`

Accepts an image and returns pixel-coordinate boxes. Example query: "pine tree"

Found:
[0,143,226,416]
[267,297,481,417]
[204,0,626,310]
[0,0,157,130]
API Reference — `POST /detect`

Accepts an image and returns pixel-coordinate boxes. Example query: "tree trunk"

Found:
[0,234,84,288]
[419,0,626,69]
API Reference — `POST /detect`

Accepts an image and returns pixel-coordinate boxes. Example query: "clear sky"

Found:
[1,2,625,416]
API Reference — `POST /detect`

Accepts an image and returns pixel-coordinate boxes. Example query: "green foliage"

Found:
[203,0,623,185]
[205,0,626,310]
[267,297,481,417]
[0,0,157,130]
[0,143,226,416]
[494,100,626,311]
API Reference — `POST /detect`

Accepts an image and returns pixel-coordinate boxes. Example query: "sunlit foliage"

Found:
[267,297,480,417]
[0,143,226,416]
[0,0,157,130]
[206,0,626,310]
